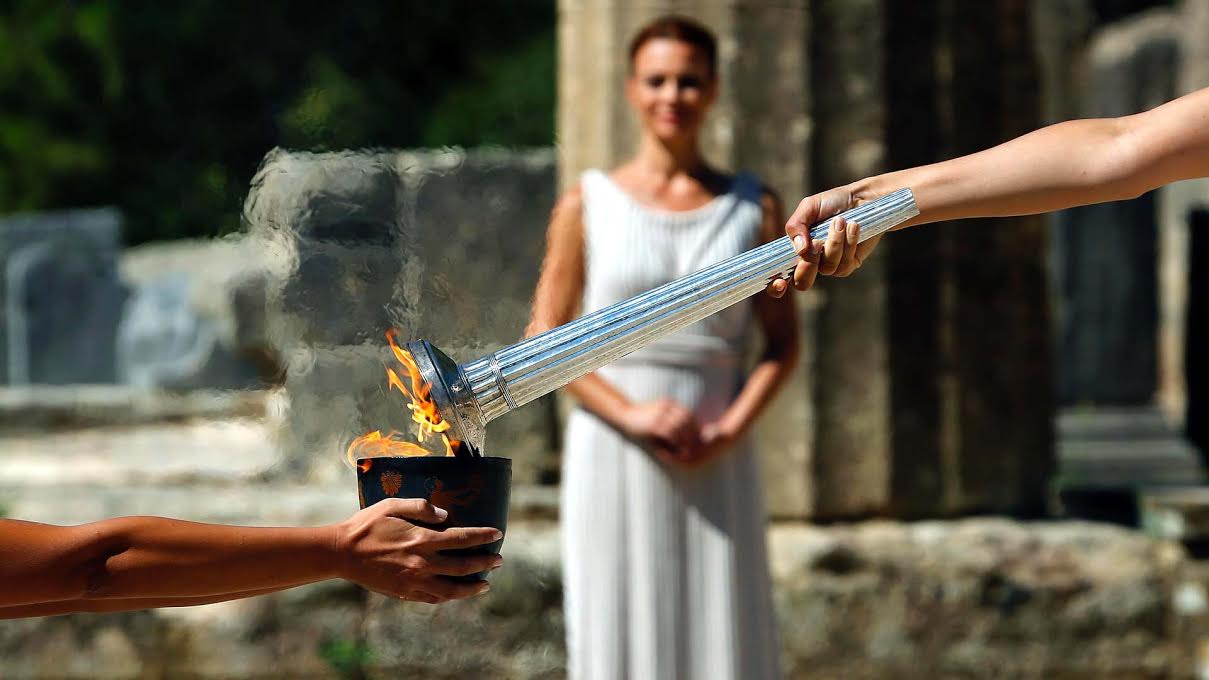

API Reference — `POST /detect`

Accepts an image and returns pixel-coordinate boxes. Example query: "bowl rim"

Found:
[355,455,512,471]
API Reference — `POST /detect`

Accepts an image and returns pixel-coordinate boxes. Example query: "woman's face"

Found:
[626,38,717,143]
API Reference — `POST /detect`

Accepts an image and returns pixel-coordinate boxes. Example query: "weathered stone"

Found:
[1141,486,1209,542]
[0,416,281,493]
[0,518,1195,679]
[878,0,1053,518]
[0,208,126,385]
[0,611,160,679]
[1057,407,1205,524]
[807,0,892,518]
[116,275,265,390]
[0,385,274,432]
[244,147,556,352]
[118,236,280,389]
[770,519,1187,678]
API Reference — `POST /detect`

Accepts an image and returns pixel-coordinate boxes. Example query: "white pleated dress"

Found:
[561,169,782,680]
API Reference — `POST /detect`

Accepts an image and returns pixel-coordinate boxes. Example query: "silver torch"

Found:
[409,188,919,455]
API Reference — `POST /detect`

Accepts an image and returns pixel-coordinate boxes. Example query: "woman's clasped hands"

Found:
[619,398,738,467]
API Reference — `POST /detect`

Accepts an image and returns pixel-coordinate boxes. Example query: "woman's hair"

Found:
[628,15,717,77]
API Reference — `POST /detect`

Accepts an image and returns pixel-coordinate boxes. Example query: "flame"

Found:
[347,330,459,466]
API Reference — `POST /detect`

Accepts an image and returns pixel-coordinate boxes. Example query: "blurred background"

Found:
[1,0,1208,677]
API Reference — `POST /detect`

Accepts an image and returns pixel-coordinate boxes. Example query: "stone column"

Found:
[881,0,1052,517]
[806,0,892,517]
[810,0,1053,518]
[1177,0,1209,446]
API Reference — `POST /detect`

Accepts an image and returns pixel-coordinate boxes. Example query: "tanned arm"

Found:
[0,499,503,619]
[781,86,1209,291]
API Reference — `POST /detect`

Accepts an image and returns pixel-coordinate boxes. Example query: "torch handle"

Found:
[462,188,918,423]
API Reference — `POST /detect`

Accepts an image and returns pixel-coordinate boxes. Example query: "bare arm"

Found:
[867,86,1209,226]
[703,191,799,450]
[525,186,635,432]
[525,187,700,459]
[0,499,502,618]
[782,86,1209,290]
[0,517,336,608]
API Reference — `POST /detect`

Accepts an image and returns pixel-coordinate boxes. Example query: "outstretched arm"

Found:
[863,85,1209,225]
[0,499,502,619]
[780,86,1209,291]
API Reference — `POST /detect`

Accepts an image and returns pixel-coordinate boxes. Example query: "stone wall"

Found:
[0,209,125,385]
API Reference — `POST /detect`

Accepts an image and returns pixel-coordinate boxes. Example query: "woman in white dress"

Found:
[526,16,799,680]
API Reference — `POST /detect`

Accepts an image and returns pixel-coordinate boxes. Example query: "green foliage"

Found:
[0,1,555,244]
[422,30,556,148]
[319,636,372,678]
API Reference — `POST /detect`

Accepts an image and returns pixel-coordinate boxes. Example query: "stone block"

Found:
[0,385,274,432]
[771,519,1186,678]
[393,148,556,348]
[118,237,281,389]
[116,274,264,390]
[0,208,126,385]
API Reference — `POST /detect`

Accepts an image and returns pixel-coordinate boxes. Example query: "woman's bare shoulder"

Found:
[551,183,585,220]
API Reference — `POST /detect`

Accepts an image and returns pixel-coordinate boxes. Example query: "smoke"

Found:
[240,147,559,478]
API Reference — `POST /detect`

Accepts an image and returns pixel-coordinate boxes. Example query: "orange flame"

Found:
[347,330,459,466]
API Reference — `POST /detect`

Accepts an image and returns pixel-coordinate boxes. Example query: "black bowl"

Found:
[356,456,511,581]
